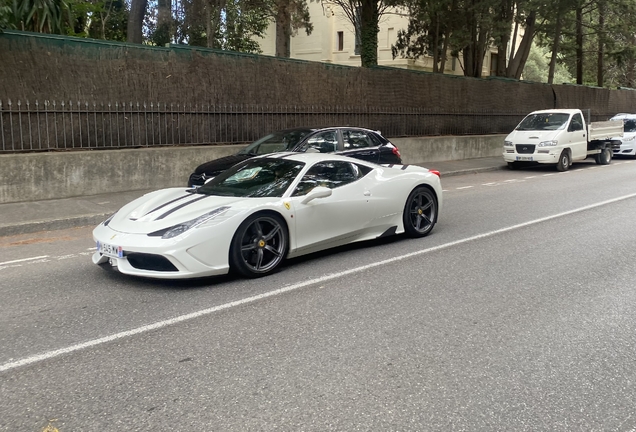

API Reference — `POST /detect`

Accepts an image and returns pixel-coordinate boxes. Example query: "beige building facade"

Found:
[257,2,499,77]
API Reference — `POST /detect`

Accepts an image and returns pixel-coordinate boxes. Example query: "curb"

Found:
[0,213,110,237]
[441,165,507,177]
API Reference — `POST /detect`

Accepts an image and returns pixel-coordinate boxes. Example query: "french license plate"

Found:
[516,156,533,161]
[97,241,123,258]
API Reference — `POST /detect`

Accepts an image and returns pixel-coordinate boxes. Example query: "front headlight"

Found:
[504,140,513,147]
[538,140,558,147]
[623,135,636,142]
[148,206,230,239]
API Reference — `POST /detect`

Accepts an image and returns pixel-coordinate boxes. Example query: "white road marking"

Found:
[87,247,97,251]
[524,176,536,179]
[504,179,518,182]
[4,191,636,374]
[482,182,497,186]
[543,173,554,176]
[0,256,49,266]
[456,186,474,190]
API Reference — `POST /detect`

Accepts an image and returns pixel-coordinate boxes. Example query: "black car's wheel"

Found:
[507,162,519,170]
[230,213,288,278]
[556,150,570,171]
[403,186,437,238]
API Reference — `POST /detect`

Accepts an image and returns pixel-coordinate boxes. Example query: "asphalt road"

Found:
[2,159,636,431]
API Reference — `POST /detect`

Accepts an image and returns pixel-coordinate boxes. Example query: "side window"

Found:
[569,114,584,132]
[299,131,339,153]
[343,130,374,149]
[292,161,362,196]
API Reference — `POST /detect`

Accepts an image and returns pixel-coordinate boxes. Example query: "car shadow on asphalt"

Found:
[507,160,601,173]
[91,234,409,290]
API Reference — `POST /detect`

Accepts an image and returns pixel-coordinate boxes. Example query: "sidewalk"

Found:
[0,157,506,237]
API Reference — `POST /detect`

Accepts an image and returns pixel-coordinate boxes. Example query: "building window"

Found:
[387,27,394,49]
[337,31,344,51]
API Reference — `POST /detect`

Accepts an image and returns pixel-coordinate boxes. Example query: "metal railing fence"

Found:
[0,99,531,153]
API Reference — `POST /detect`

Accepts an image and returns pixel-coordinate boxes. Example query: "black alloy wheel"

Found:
[403,186,437,238]
[230,213,288,278]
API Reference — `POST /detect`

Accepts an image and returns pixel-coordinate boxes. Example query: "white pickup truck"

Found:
[503,109,623,171]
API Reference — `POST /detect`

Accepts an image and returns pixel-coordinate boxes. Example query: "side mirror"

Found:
[300,186,332,204]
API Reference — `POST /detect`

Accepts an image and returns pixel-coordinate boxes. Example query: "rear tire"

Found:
[229,213,288,278]
[556,150,570,172]
[598,147,612,165]
[403,186,437,238]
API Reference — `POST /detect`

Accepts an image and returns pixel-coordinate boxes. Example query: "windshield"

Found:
[515,113,570,131]
[196,158,305,198]
[238,129,314,155]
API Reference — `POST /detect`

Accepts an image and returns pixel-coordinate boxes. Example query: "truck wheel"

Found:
[598,148,612,165]
[556,150,570,172]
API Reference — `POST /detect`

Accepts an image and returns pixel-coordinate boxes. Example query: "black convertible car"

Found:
[187,127,402,187]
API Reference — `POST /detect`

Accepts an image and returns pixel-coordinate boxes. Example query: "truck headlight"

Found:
[504,141,513,147]
[538,140,558,147]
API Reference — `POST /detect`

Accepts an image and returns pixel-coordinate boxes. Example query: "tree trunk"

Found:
[359,0,379,68]
[495,0,513,76]
[507,11,535,79]
[432,13,439,73]
[439,30,450,73]
[126,0,148,43]
[157,0,172,43]
[548,12,562,84]
[627,35,636,87]
[508,21,518,66]
[597,0,605,87]
[206,0,224,48]
[576,4,583,84]
[275,0,291,57]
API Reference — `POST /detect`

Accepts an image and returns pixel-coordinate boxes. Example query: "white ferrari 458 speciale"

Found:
[92,153,443,279]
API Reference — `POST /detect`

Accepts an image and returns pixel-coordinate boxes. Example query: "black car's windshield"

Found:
[197,158,305,198]
[238,129,314,155]
[515,113,570,131]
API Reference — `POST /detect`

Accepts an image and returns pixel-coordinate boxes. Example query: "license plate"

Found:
[97,241,123,258]
[516,156,533,161]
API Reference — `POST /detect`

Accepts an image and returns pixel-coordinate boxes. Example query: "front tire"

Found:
[557,150,570,172]
[403,186,438,238]
[230,213,288,278]
[507,162,519,170]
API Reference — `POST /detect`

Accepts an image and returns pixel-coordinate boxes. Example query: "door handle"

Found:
[364,191,371,196]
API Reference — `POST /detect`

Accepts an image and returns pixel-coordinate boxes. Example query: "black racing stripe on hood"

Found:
[156,195,211,220]
[143,193,193,217]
